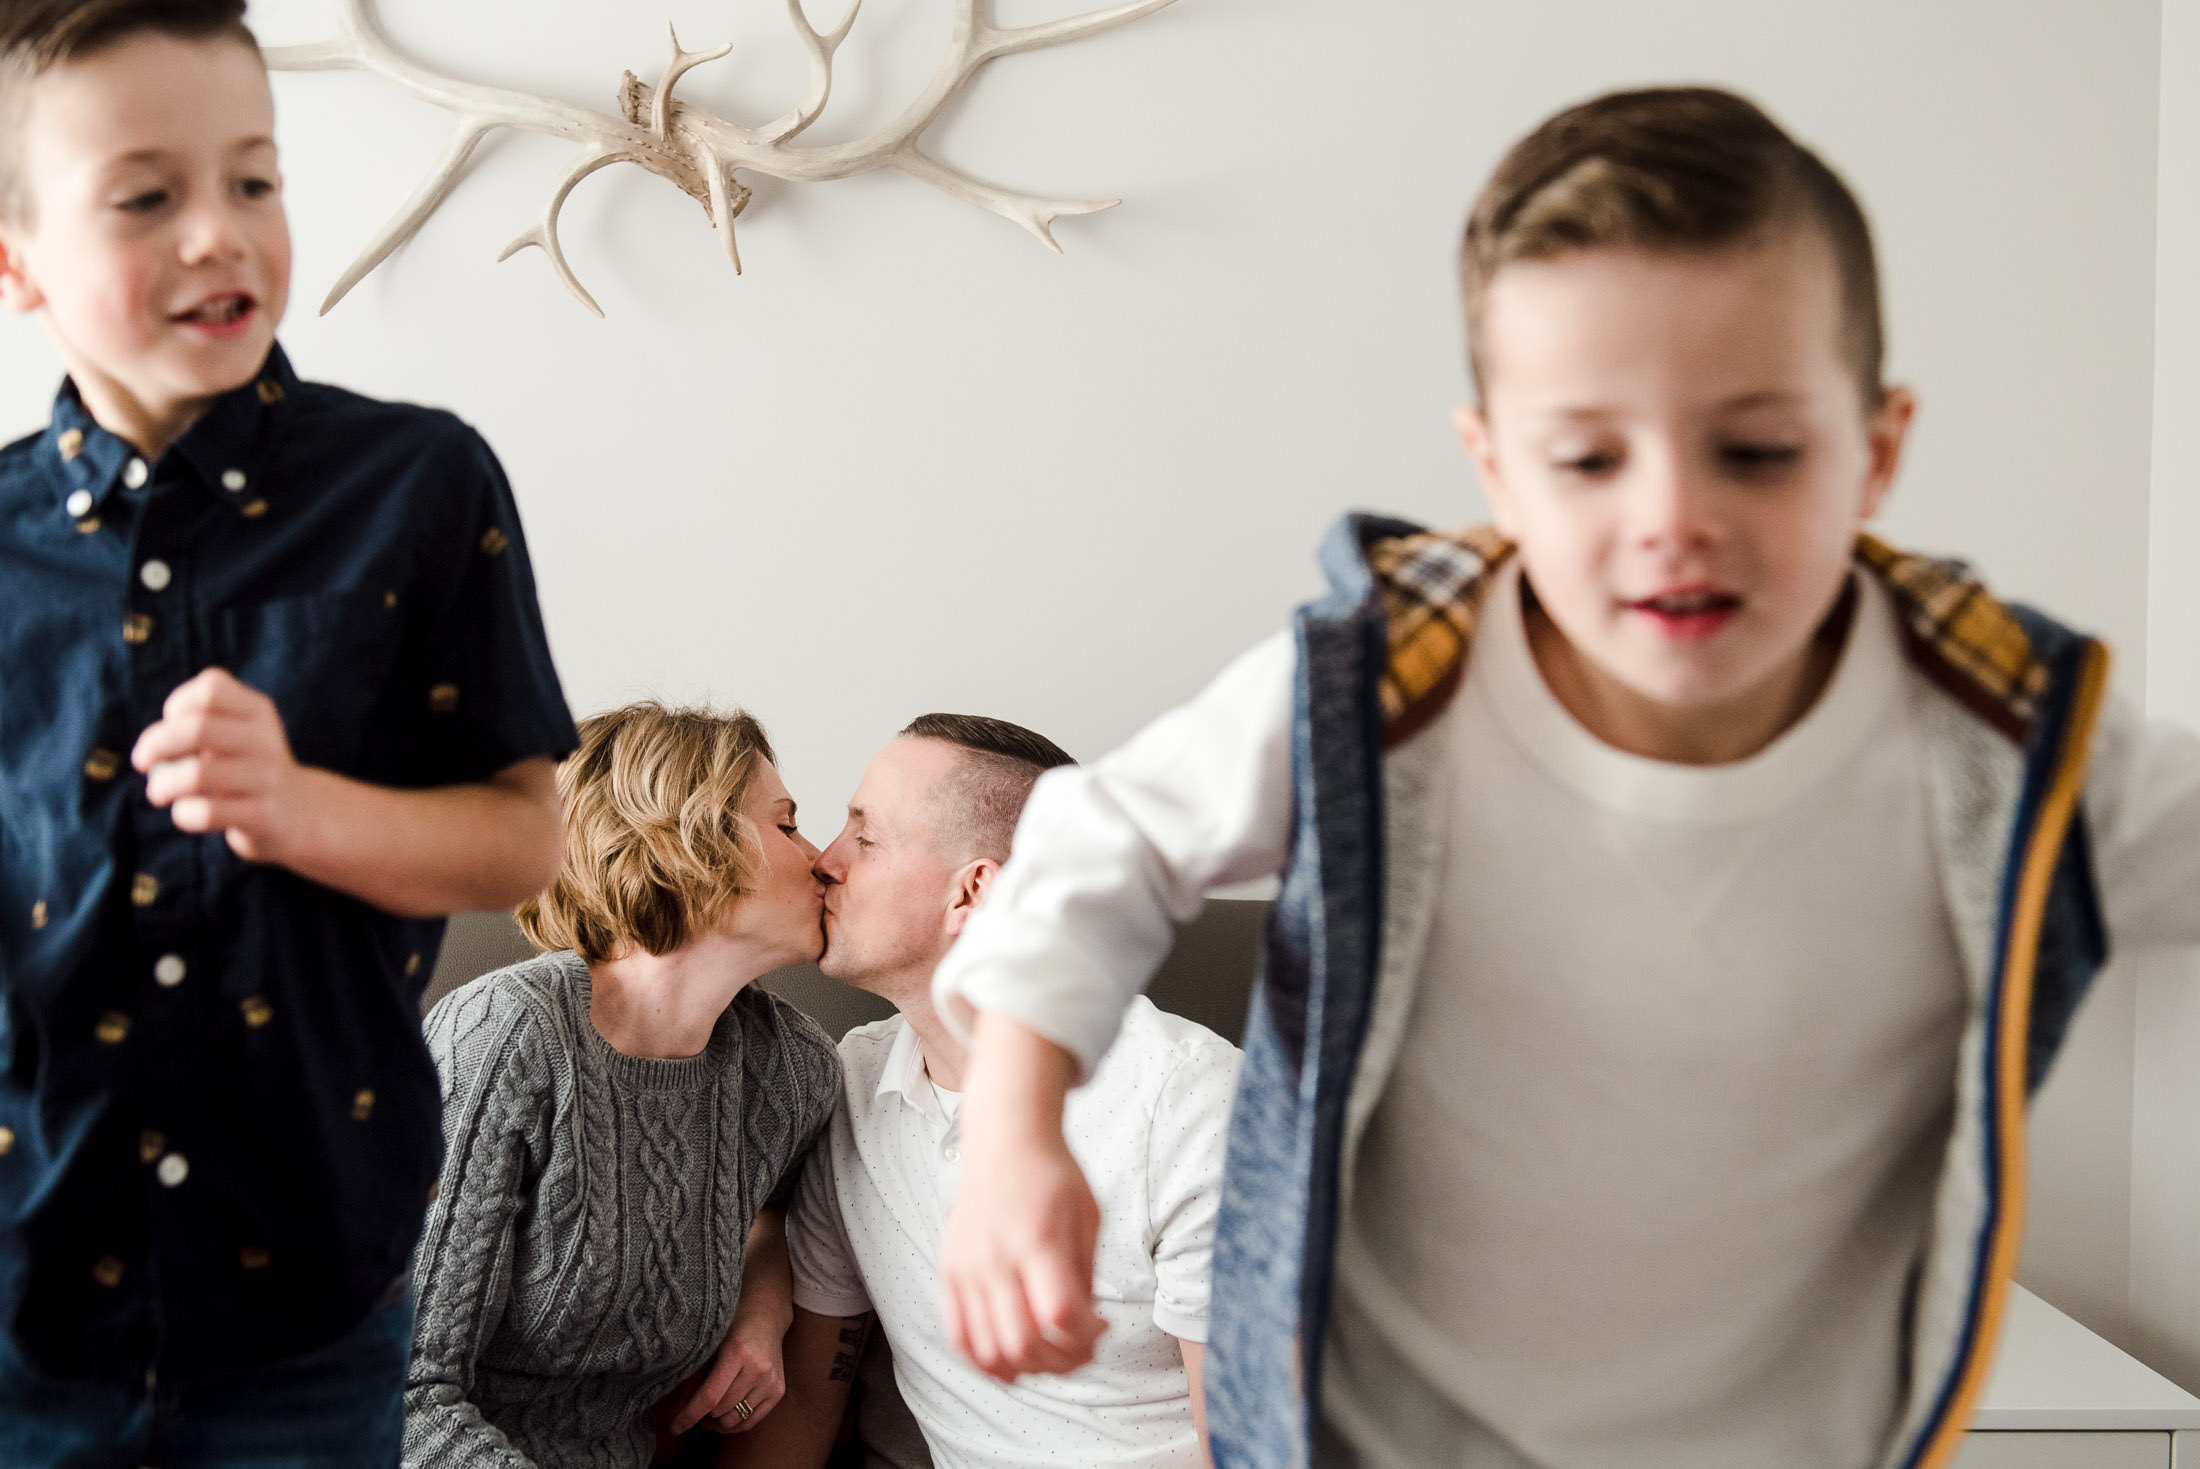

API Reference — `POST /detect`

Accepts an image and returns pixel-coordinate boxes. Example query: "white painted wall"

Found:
[0,0,2169,1367]
[2131,0,2200,1393]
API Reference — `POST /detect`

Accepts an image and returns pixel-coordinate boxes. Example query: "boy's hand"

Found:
[132,668,307,862]
[940,1014,1106,1382]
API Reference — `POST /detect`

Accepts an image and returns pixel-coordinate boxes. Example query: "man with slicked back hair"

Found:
[714,716,1239,1469]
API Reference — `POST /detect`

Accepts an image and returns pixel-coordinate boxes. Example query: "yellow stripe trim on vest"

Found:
[1913,638,2111,1469]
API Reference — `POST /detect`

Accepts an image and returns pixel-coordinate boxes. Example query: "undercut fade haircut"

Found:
[518,702,778,964]
[0,0,258,222]
[900,713,1075,867]
[1461,86,1884,407]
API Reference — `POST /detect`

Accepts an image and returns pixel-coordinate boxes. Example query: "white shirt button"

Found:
[220,469,246,493]
[65,490,93,518]
[122,458,148,489]
[155,1153,189,1187]
[941,1143,960,1163]
[139,559,172,592]
[152,954,186,987]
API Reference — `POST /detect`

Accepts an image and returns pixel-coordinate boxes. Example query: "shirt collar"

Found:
[42,343,299,520]
[876,1018,952,1128]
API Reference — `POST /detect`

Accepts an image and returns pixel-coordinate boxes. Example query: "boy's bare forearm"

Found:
[941,1011,1105,1379]
[962,1011,1078,1145]
[132,668,562,917]
[270,759,560,917]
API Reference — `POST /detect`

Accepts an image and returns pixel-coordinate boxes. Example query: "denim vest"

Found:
[1205,515,2113,1469]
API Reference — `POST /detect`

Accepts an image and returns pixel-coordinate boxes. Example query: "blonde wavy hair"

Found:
[517,702,777,962]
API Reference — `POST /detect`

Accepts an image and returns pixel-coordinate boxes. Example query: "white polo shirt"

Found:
[788,997,1240,1469]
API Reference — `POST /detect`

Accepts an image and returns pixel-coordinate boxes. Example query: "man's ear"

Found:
[1455,403,1517,536]
[942,859,999,939]
[0,221,43,314]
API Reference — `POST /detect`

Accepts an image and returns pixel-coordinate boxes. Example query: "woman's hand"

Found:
[670,1206,795,1434]
[672,1306,789,1435]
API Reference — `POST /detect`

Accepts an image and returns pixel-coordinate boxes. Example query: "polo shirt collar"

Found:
[876,1018,953,1128]
[42,343,298,519]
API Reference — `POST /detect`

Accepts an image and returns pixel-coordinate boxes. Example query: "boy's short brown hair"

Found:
[1462,86,1883,405]
[0,0,257,220]
[517,702,779,964]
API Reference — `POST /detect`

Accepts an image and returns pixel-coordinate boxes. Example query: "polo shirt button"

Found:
[221,469,246,492]
[132,873,160,906]
[153,954,186,987]
[122,458,148,490]
[155,1153,189,1188]
[941,1143,960,1163]
[65,489,93,518]
[139,559,172,592]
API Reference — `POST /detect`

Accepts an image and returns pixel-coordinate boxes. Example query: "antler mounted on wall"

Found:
[266,0,1178,316]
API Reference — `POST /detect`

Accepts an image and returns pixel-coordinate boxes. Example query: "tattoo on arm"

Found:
[828,1319,872,1384]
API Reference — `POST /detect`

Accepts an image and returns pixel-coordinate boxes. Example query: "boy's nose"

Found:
[177,204,247,265]
[1629,455,1720,550]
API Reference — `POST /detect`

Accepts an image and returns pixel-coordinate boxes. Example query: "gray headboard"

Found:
[424,900,1269,1047]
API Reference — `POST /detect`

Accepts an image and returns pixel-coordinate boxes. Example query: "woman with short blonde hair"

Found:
[405,702,842,1469]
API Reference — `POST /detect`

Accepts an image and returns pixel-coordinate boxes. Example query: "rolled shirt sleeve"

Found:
[787,1128,872,1321]
[1144,1037,1242,1343]
[932,631,1298,1075]
[2085,686,2200,952]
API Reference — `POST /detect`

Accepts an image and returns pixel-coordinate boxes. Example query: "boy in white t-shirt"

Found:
[926,87,2200,1469]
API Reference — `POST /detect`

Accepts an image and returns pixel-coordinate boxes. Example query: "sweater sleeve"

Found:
[931,630,1297,1075]
[403,983,554,1469]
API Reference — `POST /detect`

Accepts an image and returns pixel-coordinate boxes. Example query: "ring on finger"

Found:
[734,1399,752,1422]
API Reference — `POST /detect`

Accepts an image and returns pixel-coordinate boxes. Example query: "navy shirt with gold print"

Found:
[0,345,576,1381]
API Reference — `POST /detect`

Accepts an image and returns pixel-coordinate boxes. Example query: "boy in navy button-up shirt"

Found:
[0,3,576,1460]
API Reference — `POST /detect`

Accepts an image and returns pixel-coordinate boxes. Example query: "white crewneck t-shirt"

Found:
[1324,564,1968,1469]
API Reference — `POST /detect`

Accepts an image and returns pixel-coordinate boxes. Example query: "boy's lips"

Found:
[1627,585,1741,642]
[173,293,259,340]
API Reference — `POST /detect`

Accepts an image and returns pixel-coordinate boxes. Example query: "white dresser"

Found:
[1955,1285,2200,1468]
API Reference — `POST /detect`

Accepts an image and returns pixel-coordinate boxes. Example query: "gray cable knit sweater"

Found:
[405,951,841,1469]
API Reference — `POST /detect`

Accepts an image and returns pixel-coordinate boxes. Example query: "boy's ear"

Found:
[1858,385,1917,520]
[1454,404,1518,535]
[0,224,44,314]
